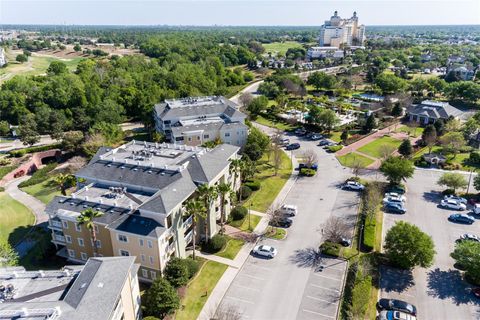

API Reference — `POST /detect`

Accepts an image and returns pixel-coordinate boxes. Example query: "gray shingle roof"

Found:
[170,121,247,136]
[407,100,463,120]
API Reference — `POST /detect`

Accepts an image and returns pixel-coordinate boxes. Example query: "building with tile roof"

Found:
[407,100,463,125]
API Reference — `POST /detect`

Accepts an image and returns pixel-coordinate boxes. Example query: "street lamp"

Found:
[249,202,253,231]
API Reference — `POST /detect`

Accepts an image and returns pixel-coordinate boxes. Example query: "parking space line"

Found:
[240,273,265,281]
[232,283,260,292]
[321,265,346,272]
[312,273,342,281]
[310,283,340,292]
[306,295,336,304]
[247,264,270,271]
[302,309,335,318]
[223,296,254,305]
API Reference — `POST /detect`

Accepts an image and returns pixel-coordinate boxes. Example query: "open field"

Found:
[262,41,303,56]
[21,177,63,204]
[357,136,402,159]
[336,152,375,168]
[255,115,295,131]
[395,124,425,137]
[0,192,35,245]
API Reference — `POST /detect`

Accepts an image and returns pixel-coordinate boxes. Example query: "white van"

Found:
[473,203,480,215]
[279,204,297,217]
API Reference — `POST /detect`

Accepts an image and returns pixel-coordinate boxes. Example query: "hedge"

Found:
[203,234,227,253]
[300,168,316,176]
[244,180,261,191]
[18,163,57,188]
[0,166,16,180]
[327,145,343,153]
[320,241,341,257]
[362,217,376,252]
[231,206,248,221]
[239,185,252,200]
[9,143,62,157]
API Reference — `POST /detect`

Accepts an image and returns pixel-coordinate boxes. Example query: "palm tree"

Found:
[77,208,104,256]
[53,174,76,196]
[197,184,217,242]
[184,199,206,259]
[229,159,242,191]
[217,182,232,234]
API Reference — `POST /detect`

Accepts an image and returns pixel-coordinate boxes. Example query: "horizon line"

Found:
[1,23,480,27]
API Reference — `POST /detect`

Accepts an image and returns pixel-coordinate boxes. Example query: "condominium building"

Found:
[0,257,141,320]
[154,96,248,147]
[47,140,240,282]
[319,11,366,47]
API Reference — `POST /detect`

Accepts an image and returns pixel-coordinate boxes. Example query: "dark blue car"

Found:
[285,143,300,150]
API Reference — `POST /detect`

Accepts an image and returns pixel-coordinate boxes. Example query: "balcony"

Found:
[183,215,193,229]
[53,234,65,243]
[184,230,193,245]
[168,242,175,254]
[49,220,63,230]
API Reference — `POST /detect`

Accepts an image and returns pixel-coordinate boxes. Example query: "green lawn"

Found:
[262,41,303,56]
[215,237,245,260]
[327,131,343,143]
[336,152,375,168]
[21,177,63,204]
[255,115,294,131]
[357,136,402,159]
[266,227,286,240]
[0,192,35,245]
[229,214,262,232]
[175,260,228,320]
[0,166,16,180]
[243,151,292,212]
[395,125,425,138]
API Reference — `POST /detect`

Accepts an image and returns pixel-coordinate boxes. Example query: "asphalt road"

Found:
[380,169,480,319]
[219,130,360,320]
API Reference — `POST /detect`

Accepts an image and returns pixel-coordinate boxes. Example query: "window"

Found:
[142,269,148,278]
[150,271,157,279]
[65,235,72,244]
[204,134,210,139]
[119,250,130,256]
[118,234,128,243]
[197,136,201,140]
[68,249,75,258]
[149,256,154,265]
[75,224,82,232]
[139,239,144,247]
[62,221,68,229]
[224,132,230,137]
[188,137,192,142]
[91,239,101,248]
[147,240,153,248]
[81,252,88,261]
[78,238,84,247]
[141,254,146,263]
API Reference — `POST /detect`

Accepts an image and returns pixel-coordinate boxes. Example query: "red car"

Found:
[473,288,480,298]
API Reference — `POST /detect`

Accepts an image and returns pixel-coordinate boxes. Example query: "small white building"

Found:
[307,46,344,60]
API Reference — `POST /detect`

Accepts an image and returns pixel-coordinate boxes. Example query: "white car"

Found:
[384,192,406,202]
[383,195,405,205]
[440,199,467,211]
[279,204,297,217]
[342,181,365,191]
[444,195,467,204]
[252,245,277,258]
[378,310,416,320]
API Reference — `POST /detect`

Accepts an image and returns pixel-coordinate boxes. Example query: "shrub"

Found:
[244,180,261,191]
[327,145,343,153]
[205,234,227,253]
[231,206,248,221]
[414,158,430,168]
[469,151,480,164]
[143,277,180,319]
[240,185,252,200]
[0,187,4,192]
[9,149,26,158]
[184,258,200,279]
[0,166,16,180]
[362,218,376,252]
[320,241,341,257]
[143,317,160,320]
[18,163,57,188]
[164,257,190,288]
[8,143,62,157]
[300,168,316,176]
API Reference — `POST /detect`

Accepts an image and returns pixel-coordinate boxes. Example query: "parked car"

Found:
[310,133,323,140]
[342,181,365,191]
[377,298,417,316]
[440,199,467,211]
[295,128,307,136]
[252,245,277,258]
[339,238,352,247]
[384,202,407,214]
[279,138,290,146]
[383,195,405,206]
[456,233,480,242]
[378,310,416,320]
[473,203,480,215]
[384,192,406,202]
[444,195,468,204]
[279,204,297,217]
[448,214,475,224]
[472,287,480,298]
[285,143,300,150]
[271,217,293,228]
[386,185,406,195]
[318,140,330,146]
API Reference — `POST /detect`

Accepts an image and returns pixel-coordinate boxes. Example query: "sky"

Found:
[1,0,479,26]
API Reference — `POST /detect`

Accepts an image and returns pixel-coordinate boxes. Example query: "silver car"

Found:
[252,245,277,258]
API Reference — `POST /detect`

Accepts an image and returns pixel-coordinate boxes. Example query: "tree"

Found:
[217,182,232,234]
[437,172,468,193]
[302,149,318,167]
[246,96,268,118]
[184,199,206,260]
[340,130,349,144]
[391,103,403,117]
[317,109,339,133]
[143,277,180,318]
[76,208,104,255]
[451,241,480,284]
[164,257,190,287]
[73,43,82,52]
[351,155,366,177]
[198,184,218,242]
[61,131,84,153]
[258,81,280,99]
[0,120,10,136]
[421,124,437,153]
[398,139,413,158]
[322,216,349,242]
[244,127,269,161]
[384,221,436,269]
[363,114,377,133]
[379,144,396,160]
[379,156,414,184]
[0,240,18,267]
[307,71,337,91]
[374,73,407,95]
[440,132,465,158]
[47,61,68,75]
[18,114,40,146]
[16,54,28,63]
[53,173,76,196]
[238,92,253,108]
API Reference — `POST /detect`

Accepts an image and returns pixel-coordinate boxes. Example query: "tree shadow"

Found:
[289,247,323,270]
[426,268,479,306]
[380,265,415,293]
[422,191,441,204]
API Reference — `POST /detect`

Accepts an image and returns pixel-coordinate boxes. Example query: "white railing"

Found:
[168,242,176,253]
[184,231,193,244]
[183,215,193,229]
[50,220,63,229]
[53,235,65,243]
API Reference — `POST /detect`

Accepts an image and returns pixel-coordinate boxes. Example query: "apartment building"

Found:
[319,11,366,47]
[47,140,240,282]
[0,257,141,320]
[154,96,248,147]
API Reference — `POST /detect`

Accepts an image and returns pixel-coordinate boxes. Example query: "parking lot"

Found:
[380,169,480,319]
[218,129,359,320]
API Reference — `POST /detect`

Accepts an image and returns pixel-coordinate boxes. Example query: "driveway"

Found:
[380,169,480,319]
[218,130,360,319]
